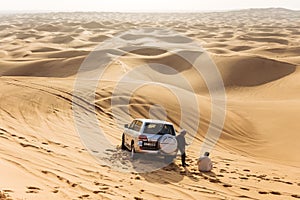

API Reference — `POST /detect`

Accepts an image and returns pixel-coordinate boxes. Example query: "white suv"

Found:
[121,119,178,162]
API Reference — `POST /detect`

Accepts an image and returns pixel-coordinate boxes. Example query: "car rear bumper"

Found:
[135,145,177,156]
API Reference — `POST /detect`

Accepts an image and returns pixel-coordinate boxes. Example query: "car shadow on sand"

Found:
[100,147,201,183]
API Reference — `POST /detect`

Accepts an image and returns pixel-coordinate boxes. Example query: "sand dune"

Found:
[1,8,300,200]
[213,55,296,86]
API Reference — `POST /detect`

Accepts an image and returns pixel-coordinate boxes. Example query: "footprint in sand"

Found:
[71,183,77,187]
[270,191,281,195]
[258,191,268,194]
[238,195,251,198]
[2,190,13,194]
[240,187,250,191]
[209,178,221,183]
[93,190,105,194]
[273,179,293,185]
[223,184,232,188]
[292,194,300,199]
[78,194,90,199]
[20,143,39,149]
[26,186,41,193]
[94,181,100,186]
[99,186,109,190]
[257,174,267,179]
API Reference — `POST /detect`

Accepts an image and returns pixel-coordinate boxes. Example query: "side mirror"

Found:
[124,124,128,128]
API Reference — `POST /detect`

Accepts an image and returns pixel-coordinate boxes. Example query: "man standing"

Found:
[197,152,213,172]
[176,129,189,167]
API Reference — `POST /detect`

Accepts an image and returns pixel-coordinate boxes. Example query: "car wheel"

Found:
[121,134,127,150]
[159,135,178,154]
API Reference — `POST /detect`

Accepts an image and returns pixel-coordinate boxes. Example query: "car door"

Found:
[132,120,142,138]
[125,120,136,147]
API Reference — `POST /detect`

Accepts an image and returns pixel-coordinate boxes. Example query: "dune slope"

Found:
[0,9,300,200]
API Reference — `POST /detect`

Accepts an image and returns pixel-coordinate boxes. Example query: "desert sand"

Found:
[0,8,300,200]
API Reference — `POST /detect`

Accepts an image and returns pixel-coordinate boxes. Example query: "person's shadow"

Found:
[197,170,223,184]
[201,171,217,178]
[140,162,202,183]
[140,162,184,183]
[105,147,203,183]
[180,166,200,182]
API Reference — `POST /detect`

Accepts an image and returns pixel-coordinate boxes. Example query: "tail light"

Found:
[138,135,148,141]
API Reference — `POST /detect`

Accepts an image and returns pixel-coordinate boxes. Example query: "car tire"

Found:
[159,135,178,154]
[121,134,127,150]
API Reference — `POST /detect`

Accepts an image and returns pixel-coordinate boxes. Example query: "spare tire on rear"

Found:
[159,135,178,154]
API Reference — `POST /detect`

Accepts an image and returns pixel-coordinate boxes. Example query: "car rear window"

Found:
[143,123,175,135]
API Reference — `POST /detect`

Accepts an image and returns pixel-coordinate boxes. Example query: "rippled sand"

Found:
[0,8,300,200]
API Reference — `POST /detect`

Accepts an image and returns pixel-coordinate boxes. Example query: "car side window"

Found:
[133,120,142,132]
[129,120,136,130]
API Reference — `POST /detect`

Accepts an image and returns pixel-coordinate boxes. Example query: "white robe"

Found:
[197,156,213,172]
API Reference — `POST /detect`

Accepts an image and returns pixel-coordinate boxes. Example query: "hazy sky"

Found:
[1,0,300,12]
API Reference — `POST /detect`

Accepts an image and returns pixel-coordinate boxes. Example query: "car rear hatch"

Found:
[139,134,161,150]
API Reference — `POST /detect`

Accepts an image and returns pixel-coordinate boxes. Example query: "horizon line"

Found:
[0,7,299,14]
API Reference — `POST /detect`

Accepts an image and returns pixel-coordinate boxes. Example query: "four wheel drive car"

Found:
[121,119,178,161]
